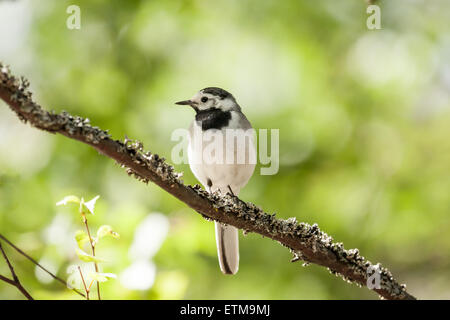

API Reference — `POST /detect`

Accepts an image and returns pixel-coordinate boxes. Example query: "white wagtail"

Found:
[176,87,256,275]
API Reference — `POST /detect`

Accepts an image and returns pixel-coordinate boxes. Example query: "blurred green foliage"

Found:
[1,0,450,299]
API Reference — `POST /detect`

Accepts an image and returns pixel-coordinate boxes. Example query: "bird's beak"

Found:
[175,100,194,106]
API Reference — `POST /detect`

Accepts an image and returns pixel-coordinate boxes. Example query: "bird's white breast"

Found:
[187,111,256,195]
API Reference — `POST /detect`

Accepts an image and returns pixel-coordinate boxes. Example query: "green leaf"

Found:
[56,195,80,206]
[74,230,89,250]
[96,225,120,240]
[75,248,105,263]
[89,272,117,283]
[81,195,100,215]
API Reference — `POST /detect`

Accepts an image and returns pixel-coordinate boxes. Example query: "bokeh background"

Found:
[1,0,450,300]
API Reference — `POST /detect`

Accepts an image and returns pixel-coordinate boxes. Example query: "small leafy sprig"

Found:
[57,195,119,300]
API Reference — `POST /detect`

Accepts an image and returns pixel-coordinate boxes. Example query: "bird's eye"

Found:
[201,97,208,103]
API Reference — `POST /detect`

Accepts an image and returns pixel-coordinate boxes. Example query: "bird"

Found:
[176,87,256,275]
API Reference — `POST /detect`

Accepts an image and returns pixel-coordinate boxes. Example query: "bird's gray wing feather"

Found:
[237,112,253,130]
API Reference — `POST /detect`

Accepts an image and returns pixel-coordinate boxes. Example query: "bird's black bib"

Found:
[195,108,231,131]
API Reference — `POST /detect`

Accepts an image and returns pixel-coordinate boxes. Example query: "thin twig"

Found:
[0,242,18,282]
[0,62,416,300]
[77,266,89,300]
[0,274,17,286]
[82,214,101,300]
[0,233,85,297]
[0,242,34,300]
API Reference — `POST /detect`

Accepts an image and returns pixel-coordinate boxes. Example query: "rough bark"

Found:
[0,62,416,300]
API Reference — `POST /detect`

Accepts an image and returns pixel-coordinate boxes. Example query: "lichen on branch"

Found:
[0,62,416,300]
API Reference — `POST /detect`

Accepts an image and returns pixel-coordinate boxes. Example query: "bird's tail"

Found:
[215,221,239,275]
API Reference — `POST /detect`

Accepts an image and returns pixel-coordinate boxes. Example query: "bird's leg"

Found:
[207,178,212,193]
[227,185,235,197]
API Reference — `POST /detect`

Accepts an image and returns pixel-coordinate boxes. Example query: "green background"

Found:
[1,0,450,299]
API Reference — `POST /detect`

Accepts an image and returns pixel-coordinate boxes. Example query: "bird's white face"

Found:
[176,89,239,112]
[190,91,218,111]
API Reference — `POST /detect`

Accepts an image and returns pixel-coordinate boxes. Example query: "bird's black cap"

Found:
[201,87,234,100]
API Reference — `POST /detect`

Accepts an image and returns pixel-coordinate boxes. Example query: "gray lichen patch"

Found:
[121,139,184,185]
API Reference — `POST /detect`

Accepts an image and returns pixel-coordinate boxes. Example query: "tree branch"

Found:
[0,62,416,300]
